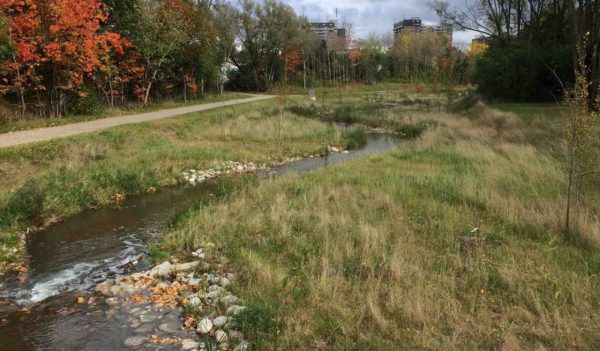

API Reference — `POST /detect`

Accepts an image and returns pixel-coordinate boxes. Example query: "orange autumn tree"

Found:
[0,0,128,117]
[283,48,303,81]
[0,0,42,117]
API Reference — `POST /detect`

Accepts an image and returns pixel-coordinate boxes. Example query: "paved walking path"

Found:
[0,94,274,149]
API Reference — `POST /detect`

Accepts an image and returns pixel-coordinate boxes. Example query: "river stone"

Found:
[139,311,163,323]
[208,285,222,292]
[172,261,200,273]
[215,330,228,343]
[219,277,231,287]
[220,295,239,306]
[226,305,245,316]
[213,316,228,328]
[158,320,181,333]
[149,261,173,278]
[124,336,146,347]
[189,296,201,307]
[135,323,154,334]
[182,339,200,350]
[95,281,113,295]
[206,290,222,300]
[196,317,213,334]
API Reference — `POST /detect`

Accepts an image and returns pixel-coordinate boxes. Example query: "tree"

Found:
[233,0,301,90]
[213,2,238,94]
[0,0,126,117]
[133,0,191,105]
[432,0,600,102]
[563,36,599,235]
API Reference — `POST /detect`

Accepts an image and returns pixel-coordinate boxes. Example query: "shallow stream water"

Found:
[0,132,401,350]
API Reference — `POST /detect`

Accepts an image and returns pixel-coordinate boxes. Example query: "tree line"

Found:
[0,0,467,119]
[434,0,600,103]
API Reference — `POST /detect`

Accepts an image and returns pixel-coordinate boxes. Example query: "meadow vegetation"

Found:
[159,96,600,350]
[0,100,363,269]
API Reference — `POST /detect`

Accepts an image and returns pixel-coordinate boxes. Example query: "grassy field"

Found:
[160,98,600,349]
[0,92,249,134]
[0,99,364,269]
[278,82,468,97]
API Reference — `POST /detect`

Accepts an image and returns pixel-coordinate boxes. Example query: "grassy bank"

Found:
[161,105,600,349]
[0,93,249,134]
[0,99,365,269]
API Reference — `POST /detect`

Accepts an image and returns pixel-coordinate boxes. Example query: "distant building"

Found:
[393,17,453,43]
[393,18,422,37]
[309,21,347,50]
[472,36,490,45]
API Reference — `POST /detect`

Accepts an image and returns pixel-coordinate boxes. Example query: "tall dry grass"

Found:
[162,104,600,350]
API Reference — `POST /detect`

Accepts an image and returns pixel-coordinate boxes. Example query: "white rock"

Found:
[226,305,245,316]
[215,330,229,343]
[208,275,220,285]
[213,316,228,328]
[208,285,222,292]
[196,317,213,334]
[188,297,201,307]
[188,278,201,286]
[206,290,222,300]
[149,261,172,278]
[172,261,199,273]
[182,339,200,350]
[219,277,231,287]
[220,295,240,306]
[124,336,146,347]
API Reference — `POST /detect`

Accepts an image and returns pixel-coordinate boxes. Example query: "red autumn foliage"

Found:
[0,0,138,114]
[284,48,303,77]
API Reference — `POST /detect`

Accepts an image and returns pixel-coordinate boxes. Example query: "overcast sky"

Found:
[279,0,478,46]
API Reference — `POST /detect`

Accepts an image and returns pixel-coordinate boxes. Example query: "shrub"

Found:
[287,104,317,118]
[395,120,435,138]
[341,128,367,149]
[68,88,103,115]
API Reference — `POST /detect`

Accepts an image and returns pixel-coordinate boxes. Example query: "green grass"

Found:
[286,91,447,137]
[490,102,565,122]
[159,102,600,349]
[0,92,250,134]
[0,99,354,269]
[276,82,468,97]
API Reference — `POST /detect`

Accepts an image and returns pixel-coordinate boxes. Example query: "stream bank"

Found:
[0,132,401,350]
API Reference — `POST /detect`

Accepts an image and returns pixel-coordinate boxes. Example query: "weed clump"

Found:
[234,302,282,348]
[341,128,367,149]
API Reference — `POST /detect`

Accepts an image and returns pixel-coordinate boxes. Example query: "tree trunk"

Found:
[109,75,114,109]
[183,79,187,103]
[144,81,153,106]
[12,54,26,119]
[303,55,307,89]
